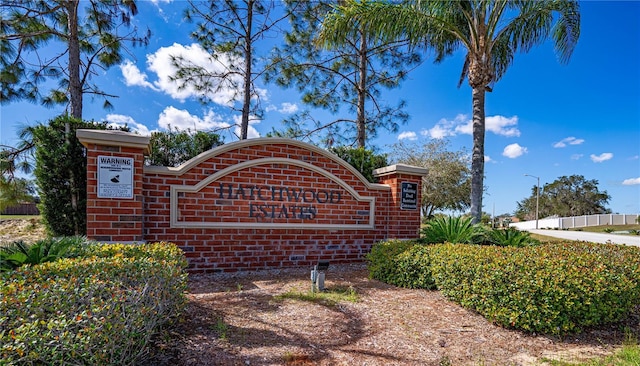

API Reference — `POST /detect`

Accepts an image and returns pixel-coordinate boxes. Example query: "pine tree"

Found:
[266,0,421,148]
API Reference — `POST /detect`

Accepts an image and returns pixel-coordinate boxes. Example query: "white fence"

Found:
[510,214,640,230]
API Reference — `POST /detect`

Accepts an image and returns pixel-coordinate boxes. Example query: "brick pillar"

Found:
[77,130,149,243]
[373,164,428,239]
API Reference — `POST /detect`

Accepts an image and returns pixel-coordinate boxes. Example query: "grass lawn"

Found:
[529,232,567,243]
[547,338,639,366]
[570,224,640,235]
[0,214,41,220]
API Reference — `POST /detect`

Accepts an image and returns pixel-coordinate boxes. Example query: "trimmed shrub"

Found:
[367,239,416,283]
[429,242,640,335]
[366,240,436,289]
[0,242,187,365]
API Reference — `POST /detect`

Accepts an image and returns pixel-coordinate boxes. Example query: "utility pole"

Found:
[524,174,540,229]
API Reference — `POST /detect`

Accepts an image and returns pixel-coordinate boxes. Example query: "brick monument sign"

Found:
[77,129,427,272]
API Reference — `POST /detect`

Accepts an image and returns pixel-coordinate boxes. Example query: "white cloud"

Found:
[553,136,585,148]
[156,106,261,139]
[485,115,521,137]
[280,102,298,114]
[421,114,520,139]
[484,155,493,163]
[622,177,640,185]
[147,43,243,105]
[421,114,467,139]
[122,43,268,107]
[590,152,613,163]
[629,155,639,160]
[267,102,298,114]
[425,124,455,139]
[398,131,417,141]
[119,61,157,90]
[104,114,152,136]
[570,154,584,160]
[502,143,527,158]
[158,106,232,132]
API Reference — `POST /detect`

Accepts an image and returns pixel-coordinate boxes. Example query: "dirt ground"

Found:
[1,219,637,365]
[0,218,47,245]
[147,264,638,366]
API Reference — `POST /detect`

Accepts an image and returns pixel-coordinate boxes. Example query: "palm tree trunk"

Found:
[470,86,485,224]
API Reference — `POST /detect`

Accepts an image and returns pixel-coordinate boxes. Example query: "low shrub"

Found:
[367,240,436,289]
[368,239,640,335]
[366,239,417,283]
[603,228,614,233]
[0,242,188,365]
[429,242,640,335]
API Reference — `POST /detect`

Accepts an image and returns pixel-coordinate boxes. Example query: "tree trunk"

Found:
[356,28,367,148]
[67,0,82,119]
[240,0,254,140]
[67,0,80,235]
[470,86,485,224]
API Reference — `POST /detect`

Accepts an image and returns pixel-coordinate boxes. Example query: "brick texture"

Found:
[82,136,424,272]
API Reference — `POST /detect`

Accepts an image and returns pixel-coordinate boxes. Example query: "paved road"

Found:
[529,229,640,247]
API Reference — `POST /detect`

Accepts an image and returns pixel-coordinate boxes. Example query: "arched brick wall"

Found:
[78,130,427,273]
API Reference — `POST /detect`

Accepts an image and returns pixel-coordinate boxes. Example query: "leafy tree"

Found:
[0,145,36,212]
[0,176,36,212]
[24,115,125,236]
[2,1,149,224]
[319,0,580,223]
[0,0,150,118]
[174,0,293,140]
[329,146,388,183]
[515,175,611,220]
[146,128,224,167]
[389,139,471,219]
[267,0,421,148]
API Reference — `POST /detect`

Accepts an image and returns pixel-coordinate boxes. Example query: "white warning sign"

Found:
[98,155,134,199]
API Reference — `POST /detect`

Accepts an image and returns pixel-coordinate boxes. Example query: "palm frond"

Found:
[498,0,580,64]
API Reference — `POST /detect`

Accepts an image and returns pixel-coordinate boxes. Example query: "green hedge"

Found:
[0,242,188,365]
[367,240,435,289]
[367,240,640,335]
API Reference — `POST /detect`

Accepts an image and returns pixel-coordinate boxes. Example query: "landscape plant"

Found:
[0,242,188,365]
[485,227,539,247]
[367,239,640,335]
[0,236,86,272]
[420,215,485,244]
[430,242,640,334]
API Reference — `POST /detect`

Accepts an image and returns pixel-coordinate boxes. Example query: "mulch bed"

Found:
[146,263,638,366]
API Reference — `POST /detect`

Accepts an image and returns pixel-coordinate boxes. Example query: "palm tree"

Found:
[319,0,580,223]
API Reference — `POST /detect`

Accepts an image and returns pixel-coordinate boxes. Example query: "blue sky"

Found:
[1,0,639,216]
